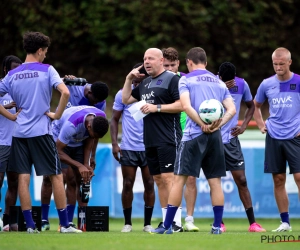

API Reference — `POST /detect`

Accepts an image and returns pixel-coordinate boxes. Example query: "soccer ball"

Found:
[199,99,224,124]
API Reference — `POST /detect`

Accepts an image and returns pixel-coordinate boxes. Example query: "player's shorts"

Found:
[61,145,84,169]
[8,135,61,176]
[264,133,300,174]
[119,150,147,168]
[145,144,177,175]
[0,145,11,172]
[174,130,226,179]
[224,137,245,171]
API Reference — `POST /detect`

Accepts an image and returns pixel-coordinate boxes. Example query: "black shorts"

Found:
[174,130,226,179]
[264,133,300,174]
[145,145,177,175]
[0,145,10,172]
[8,135,61,176]
[224,137,245,171]
[61,145,84,169]
[119,150,147,168]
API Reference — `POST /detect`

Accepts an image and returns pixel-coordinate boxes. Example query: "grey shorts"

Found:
[174,130,226,179]
[224,137,245,171]
[8,135,62,176]
[145,144,177,175]
[0,145,10,172]
[264,133,300,174]
[119,150,147,168]
[61,145,84,169]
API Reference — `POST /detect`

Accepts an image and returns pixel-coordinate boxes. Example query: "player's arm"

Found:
[218,97,236,128]
[180,92,206,128]
[0,105,21,121]
[122,65,144,104]
[83,137,95,178]
[231,100,254,137]
[110,109,122,162]
[56,139,91,183]
[253,99,267,133]
[89,139,98,169]
[46,83,70,120]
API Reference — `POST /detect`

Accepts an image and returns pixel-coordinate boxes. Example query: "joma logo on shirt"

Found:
[272,96,292,104]
[141,91,155,100]
[196,76,219,83]
[14,72,39,80]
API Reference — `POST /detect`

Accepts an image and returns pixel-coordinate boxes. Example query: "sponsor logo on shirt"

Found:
[272,96,292,108]
[141,91,155,101]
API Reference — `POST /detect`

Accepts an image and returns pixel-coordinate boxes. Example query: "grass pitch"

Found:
[1,218,300,250]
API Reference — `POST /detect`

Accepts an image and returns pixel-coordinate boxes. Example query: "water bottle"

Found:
[63,77,87,86]
[80,179,90,203]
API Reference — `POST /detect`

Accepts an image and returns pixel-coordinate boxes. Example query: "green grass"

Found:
[1,218,300,250]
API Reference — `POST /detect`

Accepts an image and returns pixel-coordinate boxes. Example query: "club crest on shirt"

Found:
[290,84,296,90]
[156,79,163,85]
[230,86,238,92]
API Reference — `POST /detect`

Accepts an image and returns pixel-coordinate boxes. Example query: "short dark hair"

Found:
[186,47,207,65]
[219,62,236,82]
[91,81,109,102]
[162,47,179,61]
[2,55,22,77]
[92,116,109,138]
[23,31,51,54]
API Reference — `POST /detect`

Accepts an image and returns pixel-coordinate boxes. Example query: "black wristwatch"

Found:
[157,104,161,112]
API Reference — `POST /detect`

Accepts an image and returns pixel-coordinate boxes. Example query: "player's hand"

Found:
[202,119,222,133]
[126,64,145,81]
[259,125,267,134]
[78,165,91,183]
[231,125,246,137]
[11,108,22,121]
[140,103,156,114]
[86,165,95,180]
[64,75,76,79]
[90,156,96,170]
[4,102,16,109]
[225,79,235,89]
[112,144,122,162]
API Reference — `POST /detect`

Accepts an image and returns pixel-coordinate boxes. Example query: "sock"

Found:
[57,208,69,227]
[164,205,178,229]
[174,207,182,227]
[162,207,167,222]
[123,207,132,225]
[185,215,194,223]
[144,205,153,226]
[67,204,76,223]
[212,206,224,228]
[3,213,10,226]
[41,204,50,222]
[245,207,255,225]
[280,212,290,225]
[22,210,35,229]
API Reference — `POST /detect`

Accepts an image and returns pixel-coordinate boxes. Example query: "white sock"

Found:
[162,207,167,222]
[185,215,194,223]
[174,207,182,227]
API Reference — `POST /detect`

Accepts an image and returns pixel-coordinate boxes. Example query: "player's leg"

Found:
[3,171,18,231]
[183,176,199,232]
[0,171,5,226]
[40,175,52,231]
[140,155,155,232]
[66,166,77,227]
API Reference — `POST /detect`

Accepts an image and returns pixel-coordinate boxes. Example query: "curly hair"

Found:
[162,47,179,61]
[218,62,236,82]
[92,116,109,138]
[23,31,51,54]
[2,55,22,77]
[91,81,109,102]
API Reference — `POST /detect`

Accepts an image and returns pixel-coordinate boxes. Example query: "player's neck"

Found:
[276,71,292,82]
[25,54,40,63]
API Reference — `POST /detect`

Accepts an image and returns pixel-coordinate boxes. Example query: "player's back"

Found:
[0,62,62,138]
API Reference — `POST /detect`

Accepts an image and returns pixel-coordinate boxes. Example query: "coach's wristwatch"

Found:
[157,104,161,112]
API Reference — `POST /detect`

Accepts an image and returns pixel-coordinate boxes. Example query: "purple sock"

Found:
[41,204,50,221]
[213,206,224,228]
[67,204,76,223]
[23,209,35,229]
[164,204,178,229]
[280,212,290,225]
[57,208,69,227]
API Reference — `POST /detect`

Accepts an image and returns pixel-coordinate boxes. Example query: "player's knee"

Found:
[236,176,247,188]
[123,178,134,190]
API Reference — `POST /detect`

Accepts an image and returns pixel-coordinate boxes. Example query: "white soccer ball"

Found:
[0,217,3,231]
[199,99,224,124]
